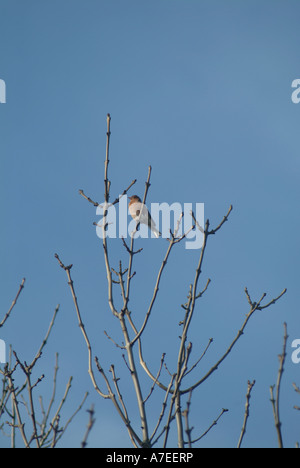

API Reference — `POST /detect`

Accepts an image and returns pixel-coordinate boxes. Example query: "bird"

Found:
[128,195,161,238]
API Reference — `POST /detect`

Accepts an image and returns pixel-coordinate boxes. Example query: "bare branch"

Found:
[182,391,193,448]
[110,365,129,423]
[101,116,119,318]
[244,287,253,307]
[237,380,256,448]
[95,356,143,447]
[150,373,176,446]
[207,205,233,236]
[190,408,228,444]
[40,353,59,438]
[79,189,101,207]
[81,405,96,449]
[270,322,288,448]
[130,237,175,346]
[110,179,137,206]
[104,330,125,350]
[104,113,111,203]
[195,278,211,300]
[293,381,300,411]
[292,383,300,395]
[184,338,213,378]
[54,391,89,447]
[29,305,60,371]
[0,278,25,328]
[55,254,110,399]
[123,165,152,320]
[181,289,287,395]
[121,236,143,256]
[143,354,166,404]
[6,370,29,448]
[80,179,137,209]
[257,289,287,310]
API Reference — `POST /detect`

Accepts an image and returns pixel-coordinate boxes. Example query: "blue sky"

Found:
[0,0,300,448]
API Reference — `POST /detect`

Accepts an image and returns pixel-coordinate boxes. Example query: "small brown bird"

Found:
[128,195,161,238]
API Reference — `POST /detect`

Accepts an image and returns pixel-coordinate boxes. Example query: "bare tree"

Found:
[55,114,287,448]
[0,281,91,448]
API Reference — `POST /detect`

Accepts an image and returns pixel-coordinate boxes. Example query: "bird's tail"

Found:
[152,227,162,238]
[148,214,161,238]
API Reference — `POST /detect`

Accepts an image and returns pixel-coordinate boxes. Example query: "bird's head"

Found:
[129,195,142,203]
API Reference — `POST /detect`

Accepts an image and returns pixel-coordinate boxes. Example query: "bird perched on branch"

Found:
[128,195,161,238]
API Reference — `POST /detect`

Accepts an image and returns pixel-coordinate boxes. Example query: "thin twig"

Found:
[13,351,41,448]
[150,374,176,446]
[104,113,111,203]
[29,305,60,371]
[293,382,300,411]
[79,179,137,209]
[109,364,137,448]
[293,383,300,395]
[184,338,213,377]
[55,254,110,399]
[104,330,125,350]
[237,380,256,448]
[270,322,288,448]
[110,365,129,423]
[101,115,119,318]
[123,165,152,319]
[181,289,287,395]
[130,211,188,346]
[6,371,29,448]
[207,205,233,235]
[143,354,166,404]
[78,189,100,207]
[40,353,59,438]
[0,278,25,328]
[190,408,228,444]
[94,356,143,447]
[54,391,89,447]
[81,405,96,449]
[182,391,193,448]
